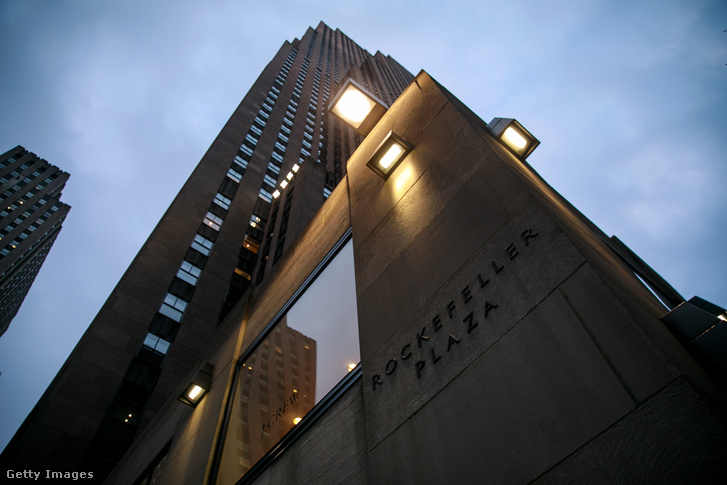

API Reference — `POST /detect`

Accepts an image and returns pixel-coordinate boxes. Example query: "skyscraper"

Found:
[1,22,411,480]
[0,146,70,337]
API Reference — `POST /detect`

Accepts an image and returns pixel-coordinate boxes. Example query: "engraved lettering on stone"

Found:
[462,285,473,304]
[520,228,539,246]
[446,301,456,318]
[505,242,518,260]
[415,360,426,379]
[464,311,478,333]
[432,314,442,332]
[416,327,429,347]
[484,301,498,318]
[401,343,412,360]
[385,358,397,375]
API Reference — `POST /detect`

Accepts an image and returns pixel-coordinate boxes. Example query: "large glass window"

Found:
[215,238,359,485]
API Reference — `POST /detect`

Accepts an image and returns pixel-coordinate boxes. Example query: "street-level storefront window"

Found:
[215,236,359,485]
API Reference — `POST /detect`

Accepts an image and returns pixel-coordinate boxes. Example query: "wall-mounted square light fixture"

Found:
[366,131,413,179]
[178,362,214,406]
[329,79,388,136]
[487,118,540,160]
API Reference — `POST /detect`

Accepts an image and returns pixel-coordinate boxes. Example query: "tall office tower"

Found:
[0,22,412,480]
[0,146,70,337]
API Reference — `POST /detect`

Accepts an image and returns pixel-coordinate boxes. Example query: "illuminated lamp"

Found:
[486,118,540,160]
[178,363,214,406]
[329,79,388,136]
[366,131,413,179]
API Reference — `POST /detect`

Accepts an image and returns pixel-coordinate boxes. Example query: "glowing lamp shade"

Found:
[336,87,375,123]
[178,363,214,407]
[487,118,540,160]
[329,79,388,136]
[366,131,413,179]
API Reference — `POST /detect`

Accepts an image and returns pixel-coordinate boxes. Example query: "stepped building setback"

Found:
[3,22,726,484]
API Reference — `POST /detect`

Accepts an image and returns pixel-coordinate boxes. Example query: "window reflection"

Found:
[217,239,358,484]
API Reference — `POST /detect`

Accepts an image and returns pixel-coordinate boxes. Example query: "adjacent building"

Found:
[4,22,727,485]
[0,146,70,337]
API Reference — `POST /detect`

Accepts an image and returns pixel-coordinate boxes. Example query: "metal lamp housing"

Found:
[366,131,413,179]
[487,118,540,160]
[178,362,214,406]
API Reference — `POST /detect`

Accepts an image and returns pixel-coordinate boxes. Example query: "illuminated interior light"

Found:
[487,117,540,159]
[178,363,213,407]
[348,363,356,372]
[503,126,527,150]
[719,314,727,322]
[187,385,204,401]
[280,180,288,189]
[366,131,413,179]
[293,417,302,425]
[335,85,376,123]
[286,172,294,180]
[292,164,300,172]
[272,190,281,199]
[329,79,388,135]
[378,144,403,169]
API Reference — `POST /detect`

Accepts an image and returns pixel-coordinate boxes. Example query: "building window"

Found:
[159,293,188,322]
[267,162,280,175]
[258,188,273,203]
[227,168,243,183]
[263,174,277,188]
[234,155,249,170]
[203,212,223,231]
[242,235,260,254]
[214,236,359,484]
[191,234,213,256]
[177,261,202,286]
[214,193,232,210]
[142,332,171,355]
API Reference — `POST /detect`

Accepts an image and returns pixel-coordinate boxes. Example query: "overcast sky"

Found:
[0,0,725,451]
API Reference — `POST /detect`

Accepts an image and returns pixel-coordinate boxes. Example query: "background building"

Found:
[0,22,410,481]
[0,146,70,336]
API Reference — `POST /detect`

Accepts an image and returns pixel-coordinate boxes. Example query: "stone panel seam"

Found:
[364,269,584,452]
[526,376,689,484]
[558,277,639,405]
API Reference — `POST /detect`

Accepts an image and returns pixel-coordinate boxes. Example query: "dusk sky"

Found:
[1,0,725,451]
